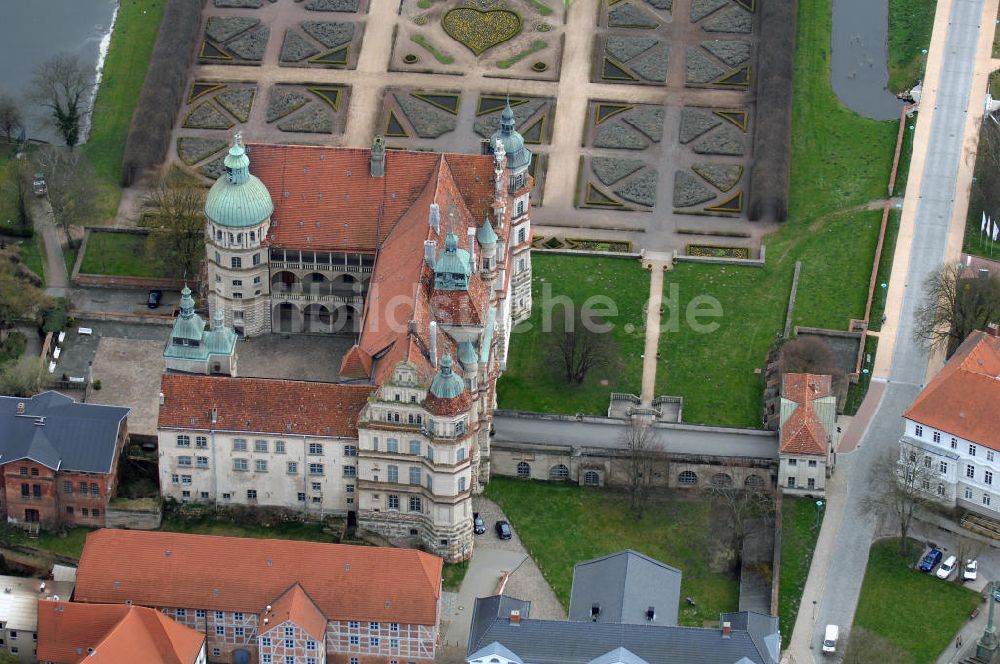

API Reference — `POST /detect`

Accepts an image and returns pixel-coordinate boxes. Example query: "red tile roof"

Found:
[74,529,442,625]
[158,374,372,437]
[905,330,1000,449]
[260,583,327,641]
[37,601,205,664]
[340,344,374,380]
[779,373,832,456]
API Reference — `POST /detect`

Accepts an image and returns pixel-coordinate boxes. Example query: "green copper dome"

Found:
[490,102,532,172]
[171,286,206,341]
[430,354,466,399]
[434,230,472,291]
[457,340,478,368]
[204,134,275,228]
[204,309,238,356]
[477,215,498,247]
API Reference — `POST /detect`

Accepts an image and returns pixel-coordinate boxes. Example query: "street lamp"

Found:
[814,499,825,528]
[978,580,999,659]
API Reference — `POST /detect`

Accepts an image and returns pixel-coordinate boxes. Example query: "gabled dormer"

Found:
[434,230,472,291]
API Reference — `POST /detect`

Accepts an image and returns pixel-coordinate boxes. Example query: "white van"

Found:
[822,624,839,653]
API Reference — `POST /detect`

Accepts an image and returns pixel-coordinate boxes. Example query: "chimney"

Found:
[467,227,477,271]
[38,582,46,593]
[722,621,731,638]
[370,135,385,177]
[509,609,521,626]
[646,606,655,622]
[15,402,25,414]
[210,408,218,424]
[429,321,438,367]
[429,203,440,234]
[590,603,600,621]
[424,240,437,268]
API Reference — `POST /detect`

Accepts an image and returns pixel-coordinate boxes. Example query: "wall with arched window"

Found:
[549,464,569,481]
[516,462,530,478]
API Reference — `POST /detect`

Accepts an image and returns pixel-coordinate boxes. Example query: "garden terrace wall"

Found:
[748,0,796,222]
[674,245,767,267]
[121,0,202,186]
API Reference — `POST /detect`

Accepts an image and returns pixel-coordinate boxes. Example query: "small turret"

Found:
[433,230,472,291]
[429,354,465,399]
[370,135,386,177]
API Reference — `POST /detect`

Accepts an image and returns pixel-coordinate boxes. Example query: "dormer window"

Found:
[225,166,234,183]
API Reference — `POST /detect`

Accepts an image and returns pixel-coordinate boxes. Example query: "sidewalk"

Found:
[639,254,671,405]
[27,194,69,297]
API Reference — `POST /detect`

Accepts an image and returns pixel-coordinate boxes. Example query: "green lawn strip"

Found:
[84,0,166,222]
[994,4,1000,58]
[854,538,980,663]
[409,35,455,65]
[0,525,93,560]
[778,496,824,647]
[526,0,554,16]
[887,0,936,93]
[497,40,548,69]
[79,231,170,278]
[867,209,901,333]
[484,478,739,626]
[159,516,340,543]
[893,120,916,197]
[4,233,46,283]
[497,254,648,415]
[442,559,470,591]
[844,334,878,414]
[63,243,79,277]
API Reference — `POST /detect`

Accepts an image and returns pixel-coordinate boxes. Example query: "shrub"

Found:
[41,298,67,334]
[121,0,202,186]
[748,0,796,222]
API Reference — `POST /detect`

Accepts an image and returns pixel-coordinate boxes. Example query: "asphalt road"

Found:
[493,414,778,459]
[806,0,984,655]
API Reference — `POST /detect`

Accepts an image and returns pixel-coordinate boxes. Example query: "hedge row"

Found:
[748,0,797,222]
[121,0,202,186]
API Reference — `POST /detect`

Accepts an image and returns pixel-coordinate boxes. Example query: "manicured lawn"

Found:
[887,0,937,93]
[778,496,824,647]
[79,231,170,278]
[7,233,45,283]
[498,254,648,415]
[854,538,980,663]
[484,477,739,627]
[84,0,166,222]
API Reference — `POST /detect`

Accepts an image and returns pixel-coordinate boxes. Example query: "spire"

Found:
[224,131,250,185]
[179,285,195,319]
[445,229,459,253]
[500,99,516,135]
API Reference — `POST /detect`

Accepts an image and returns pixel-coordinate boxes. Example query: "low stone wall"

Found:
[675,245,767,268]
[105,506,163,530]
[73,274,187,290]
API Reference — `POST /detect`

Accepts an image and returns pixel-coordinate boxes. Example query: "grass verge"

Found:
[6,233,46,283]
[844,335,878,414]
[484,478,739,626]
[778,496,824,647]
[497,254,648,415]
[84,0,166,222]
[443,559,470,591]
[887,0,937,93]
[854,538,980,663]
[867,209,901,333]
[79,231,169,278]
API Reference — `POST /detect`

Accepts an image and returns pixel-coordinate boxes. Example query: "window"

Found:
[350,635,360,646]
[233,439,247,452]
[808,460,818,468]
[234,627,244,637]
[215,273,221,282]
[234,612,244,621]
[176,608,186,617]
[310,463,325,476]
[787,477,796,488]
[387,439,399,453]
[939,484,946,496]
[181,475,192,485]
[298,492,306,502]
[390,623,399,632]
[287,461,298,474]
[254,275,261,284]
[275,440,285,454]
[788,458,798,467]
[80,481,89,494]
[263,657,272,664]
[933,431,941,443]
[971,444,978,457]
[197,456,209,468]
[348,621,360,629]
[370,622,380,630]
[458,477,466,492]
[253,253,261,266]
[951,438,958,449]
[915,425,924,437]
[308,442,323,455]
[31,484,41,498]
[171,474,179,485]
[66,505,74,515]
[985,494,992,507]
[63,481,72,493]
[346,484,355,494]
[966,488,974,499]
[255,460,268,472]
[312,482,322,492]
[216,611,224,620]
[409,467,421,485]
[231,257,242,269]
[968,465,976,479]
[923,456,931,468]
[20,483,29,497]
[196,436,207,448]
[370,637,380,647]
[177,435,191,447]
[247,489,257,501]
[990,451,996,462]
[345,444,358,457]
[807,478,816,489]
[178,455,192,467]
[456,420,466,435]
[255,439,268,453]
[584,470,601,486]
[90,482,98,494]
[18,467,26,476]
[409,496,422,512]
[388,494,400,510]
[987,471,994,486]
[426,474,433,491]
[425,445,434,463]
[234,458,248,471]
[678,470,697,485]
[343,465,356,477]
[517,461,530,478]
[213,649,221,658]
[457,447,466,463]
[232,279,243,287]
[518,227,526,243]
[409,440,421,455]
[232,292,243,299]
[215,251,221,264]
[940,461,948,474]
[82,508,89,516]
[307,641,317,651]
[516,199,526,216]
[200,491,209,499]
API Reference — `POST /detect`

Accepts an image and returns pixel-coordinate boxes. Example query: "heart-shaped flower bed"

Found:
[441,7,522,56]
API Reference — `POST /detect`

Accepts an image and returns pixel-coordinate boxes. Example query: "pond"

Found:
[831,0,905,120]
[0,0,118,144]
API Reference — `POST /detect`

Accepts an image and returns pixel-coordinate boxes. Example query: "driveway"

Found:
[441,496,565,653]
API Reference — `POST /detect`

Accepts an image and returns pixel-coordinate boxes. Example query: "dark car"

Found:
[147,289,163,309]
[495,520,512,540]
[918,548,943,573]
[473,512,486,535]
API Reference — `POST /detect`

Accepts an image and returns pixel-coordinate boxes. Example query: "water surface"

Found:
[831,0,904,120]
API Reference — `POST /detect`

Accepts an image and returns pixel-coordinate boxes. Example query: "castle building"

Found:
[156,105,534,561]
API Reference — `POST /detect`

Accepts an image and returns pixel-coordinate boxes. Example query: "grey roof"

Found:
[469,595,532,651]
[0,575,75,631]
[0,392,128,473]
[468,603,779,664]
[569,549,682,627]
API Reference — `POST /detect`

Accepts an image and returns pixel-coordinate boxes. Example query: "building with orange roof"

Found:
[899,329,1000,515]
[777,374,836,494]
[158,116,533,562]
[37,600,206,664]
[73,529,442,664]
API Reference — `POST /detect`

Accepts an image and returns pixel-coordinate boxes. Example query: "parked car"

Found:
[147,289,162,309]
[992,583,1000,603]
[473,512,486,535]
[936,555,958,580]
[32,172,47,197]
[919,548,943,573]
[964,559,979,582]
[495,520,512,540]
[822,624,839,653]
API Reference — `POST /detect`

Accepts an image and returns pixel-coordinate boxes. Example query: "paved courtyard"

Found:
[168,0,780,255]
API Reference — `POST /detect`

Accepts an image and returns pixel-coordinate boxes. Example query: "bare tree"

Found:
[704,479,775,555]
[0,246,51,349]
[861,443,938,556]
[142,166,207,280]
[842,627,911,664]
[913,262,1000,357]
[953,534,986,583]
[27,54,93,148]
[0,95,24,144]
[32,146,97,242]
[548,306,610,384]
[622,416,663,517]
[777,336,847,397]
[971,119,1000,236]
